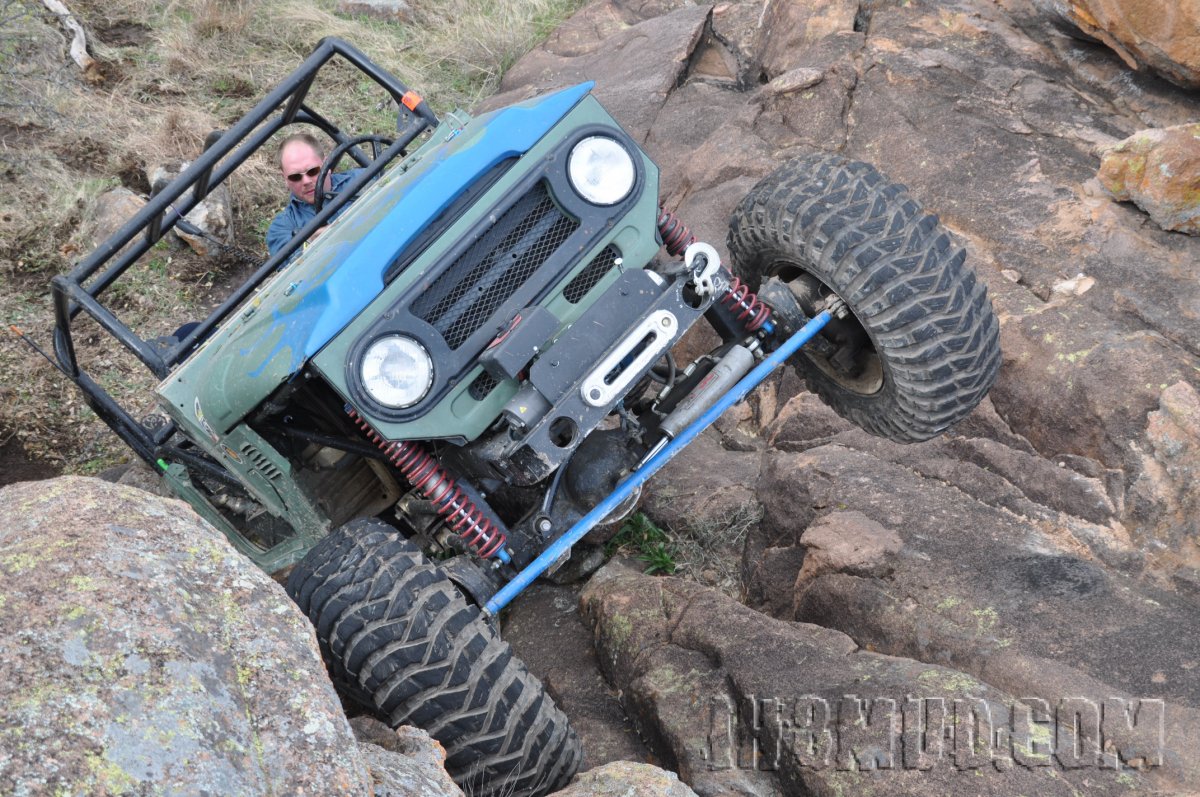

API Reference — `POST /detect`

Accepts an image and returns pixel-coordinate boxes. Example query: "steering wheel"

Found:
[314,133,395,213]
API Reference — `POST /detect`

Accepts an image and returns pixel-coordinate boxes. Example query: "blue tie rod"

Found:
[483,309,833,616]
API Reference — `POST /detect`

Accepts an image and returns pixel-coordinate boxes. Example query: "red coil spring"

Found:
[721,277,772,332]
[657,207,695,258]
[347,409,507,558]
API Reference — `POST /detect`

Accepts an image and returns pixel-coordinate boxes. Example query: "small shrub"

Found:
[607,513,678,576]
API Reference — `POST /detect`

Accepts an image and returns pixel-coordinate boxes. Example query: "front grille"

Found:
[411,182,578,350]
[468,370,499,400]
[564,245,621,303]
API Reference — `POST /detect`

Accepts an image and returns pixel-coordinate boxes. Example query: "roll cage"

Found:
[50,37,438,470]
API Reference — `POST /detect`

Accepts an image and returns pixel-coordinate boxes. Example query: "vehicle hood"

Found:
[158,83,593,433]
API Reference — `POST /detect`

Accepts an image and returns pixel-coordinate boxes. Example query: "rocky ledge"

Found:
[3,0,1198,796]
[494,0,1200,795]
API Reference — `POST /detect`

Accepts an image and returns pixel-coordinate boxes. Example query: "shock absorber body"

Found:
[347,408,511,562]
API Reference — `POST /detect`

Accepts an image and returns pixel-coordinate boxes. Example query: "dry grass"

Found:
[670,501,764,597]
[0,0,585,476]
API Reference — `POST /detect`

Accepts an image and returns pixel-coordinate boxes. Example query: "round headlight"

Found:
[567,135,635,206]
[360,335,433,409]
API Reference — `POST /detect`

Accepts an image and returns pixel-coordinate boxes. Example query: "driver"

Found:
[266,131,364,258]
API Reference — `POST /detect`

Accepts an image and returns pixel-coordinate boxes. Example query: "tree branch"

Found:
[39,0,100,81]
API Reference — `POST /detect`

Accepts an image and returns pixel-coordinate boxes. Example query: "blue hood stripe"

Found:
[255,83,593,374]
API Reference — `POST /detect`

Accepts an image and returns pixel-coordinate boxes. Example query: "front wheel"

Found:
[286,518,581,797]
[727,153,1001,442]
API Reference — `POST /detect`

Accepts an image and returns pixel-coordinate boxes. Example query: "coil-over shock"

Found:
[659,206,772,337]
[347,408,511,561]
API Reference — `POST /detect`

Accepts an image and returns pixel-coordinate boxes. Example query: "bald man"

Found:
[266,132,362,258]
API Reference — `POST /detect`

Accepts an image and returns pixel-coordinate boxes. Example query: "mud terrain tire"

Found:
[728,153,1001,442]
[286,518,580,797]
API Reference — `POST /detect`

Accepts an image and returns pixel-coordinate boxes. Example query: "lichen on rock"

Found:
[0,476,371,796]
[1099,124,1200,234]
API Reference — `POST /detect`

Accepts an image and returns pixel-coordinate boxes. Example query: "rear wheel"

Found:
[286,518,581,797]
[727,152,1000,442]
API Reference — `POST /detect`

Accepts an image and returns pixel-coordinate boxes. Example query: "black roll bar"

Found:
[51,37,439,467]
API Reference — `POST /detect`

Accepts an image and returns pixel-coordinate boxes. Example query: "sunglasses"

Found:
[286,165,321,183]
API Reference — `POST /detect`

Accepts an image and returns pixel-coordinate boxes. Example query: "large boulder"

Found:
[148,160,234,258]
[0,476,369,795]
[1031,0,1200,88]
[483,3,712,142]
[1098,123,1200,234]
[582,560,1160,796]
[85,187,147,262]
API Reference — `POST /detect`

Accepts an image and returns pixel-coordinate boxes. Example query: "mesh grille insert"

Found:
[468,370,499,400]
[411,182,577,350]
[564,245,621,303]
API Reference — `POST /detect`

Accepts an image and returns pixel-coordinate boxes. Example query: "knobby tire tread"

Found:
[728,152,1001,442]
[287,518,580,797]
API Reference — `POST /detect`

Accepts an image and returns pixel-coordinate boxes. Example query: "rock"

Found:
[754,0,858,78]
[0,477,369,795]
[503,582,650,770]
[148,160,233,257]
[581,560,1152,796]
[759,444,1200,788]
[88,187,146,252]
[350,718,464,796]
[1098,124,1200,234]
[764,67,825,95]
[546,540,608,584]
[335,0,413,23]
[743,543,805,617]
[482,3,712,142]
[1031,0,1200,88]
[554,760,699,796]
[1051,272,1096,297]
[1128,381,1200,570]
[793,510,902,593]
[990,302,1197,473]
[764,389,1127,530]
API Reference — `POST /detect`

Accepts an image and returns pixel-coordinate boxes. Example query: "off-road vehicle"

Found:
[52,38,1001,796]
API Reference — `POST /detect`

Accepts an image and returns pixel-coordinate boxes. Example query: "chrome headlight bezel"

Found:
[566,135,636,206]
[359,334,434,409]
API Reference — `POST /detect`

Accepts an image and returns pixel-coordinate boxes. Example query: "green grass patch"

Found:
[607,513,678,576]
